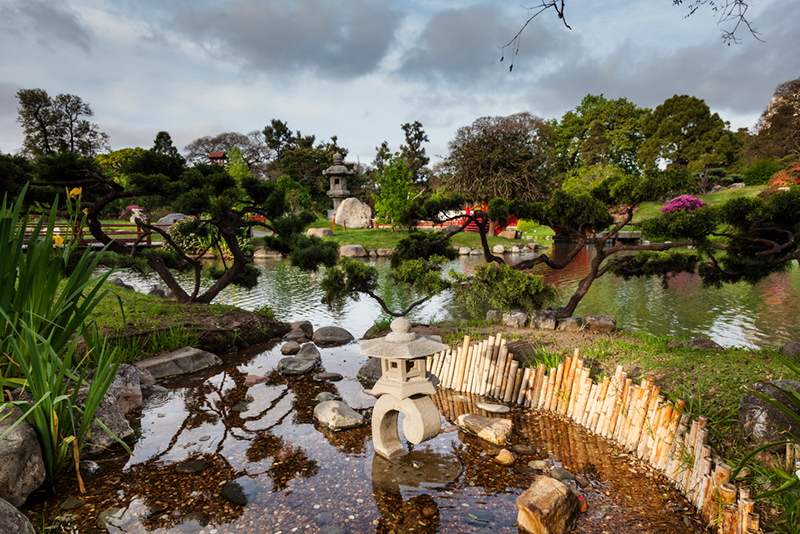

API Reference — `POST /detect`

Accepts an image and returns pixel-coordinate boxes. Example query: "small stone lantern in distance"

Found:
[323,152,352,213]
[360,317,449,461]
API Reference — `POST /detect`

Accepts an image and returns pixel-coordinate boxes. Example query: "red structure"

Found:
[208,151,227,166]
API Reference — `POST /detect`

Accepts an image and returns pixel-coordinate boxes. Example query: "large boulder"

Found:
[339,244,369,258]
[313,326,355,347]
[531,310,558,330]
[357,357,383,386]
[106,364,144,414]
[291,320,314,338]
[0,497,35,534]
[503,310,528,328]
[584,315,616,332]
[306,227,333,238]
[782,341,800,362]
[135,347,222,379]
[314,401,365,431]
[334,198,372,229]
[557,317,583,331]
[277,357,319,376]
[516,476,581,534]
[78,388,135,458]
[738,379,800,447]
[0,407,45,507]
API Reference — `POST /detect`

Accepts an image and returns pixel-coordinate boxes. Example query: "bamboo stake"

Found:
[469,342,482,394]
[499,352,515,401]
[665,413,690,483]
[531,363,546,409]
[598,366,623,437]
[474,338,488,395]
[747,513,759,534]
[657,399,685,471]
[721,505,736,534]
[637,393,663,460]
[524,366,536,407]
[649,402,673,467]
[581,383,599,427]
[543,369,557,413]
[432,349,445,380]
[557,356,573,414]
[462,343,475,393]
[440,349,452,388]
[503,360,520,402]
[738,498,754,534]
[612,378,633,441]
[590,377,611,433]
[483,336,498,396]
[550,362,564,412]
[574,371,592,423]
[511,367,524,404]
[454,335,471,391]
[695,474,712,517]
[517,367,532,405]
[567,353,583,418]
[618,384,641,444]
[604,370,627,439]
[491,342,509,398]
[626,378,655,451]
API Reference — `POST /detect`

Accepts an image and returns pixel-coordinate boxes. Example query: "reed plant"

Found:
[0,187,127,489]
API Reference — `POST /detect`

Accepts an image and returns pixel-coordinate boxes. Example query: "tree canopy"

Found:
[440,112,558,203]
[16,89,110,157]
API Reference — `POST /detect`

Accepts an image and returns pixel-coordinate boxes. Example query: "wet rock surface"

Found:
[20,343,703,534]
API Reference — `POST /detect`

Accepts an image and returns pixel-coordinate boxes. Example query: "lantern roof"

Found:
[360,317,449,360]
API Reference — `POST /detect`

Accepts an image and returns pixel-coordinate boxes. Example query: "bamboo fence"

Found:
[425,333,761,534]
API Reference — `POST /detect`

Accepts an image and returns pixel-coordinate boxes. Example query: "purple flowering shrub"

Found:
[661,195,707,214]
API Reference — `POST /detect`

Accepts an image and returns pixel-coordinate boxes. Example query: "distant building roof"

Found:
[208,151,226,159]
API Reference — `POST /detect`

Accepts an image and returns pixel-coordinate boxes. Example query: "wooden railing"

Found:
[24,222,154,247]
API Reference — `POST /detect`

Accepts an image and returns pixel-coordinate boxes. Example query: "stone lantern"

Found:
[323,152,352,212]
[360,317,449,461]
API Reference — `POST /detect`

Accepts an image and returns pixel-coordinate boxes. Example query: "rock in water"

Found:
[313,326,354,347]
[457,414,513,445]
[494,449,516,466]
[314,401,364,431]
[277,357,319,376]
[516,476,581,534]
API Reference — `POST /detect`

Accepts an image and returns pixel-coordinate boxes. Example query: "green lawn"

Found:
[633,185,765,222]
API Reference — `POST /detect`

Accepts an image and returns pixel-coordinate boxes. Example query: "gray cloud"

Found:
[0,0,92,52]
[170,0,403,79]
[396,5,577,84]
[520,0,800,128]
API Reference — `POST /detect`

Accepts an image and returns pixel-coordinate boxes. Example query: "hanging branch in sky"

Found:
[501,0,759,72]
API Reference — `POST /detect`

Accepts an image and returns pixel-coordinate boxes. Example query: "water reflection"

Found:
[109,245,800,348]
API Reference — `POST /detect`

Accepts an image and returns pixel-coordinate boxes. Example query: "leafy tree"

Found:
[227,146,251,185]
[262,119,294,162]
[0,153,32,200]
[400,121,430,185]
[152,131,180,157]
[16,88,109,157]
[184,131,270,178]
[441,112,558,202]
[638,94,740,173]
[25,157,338,304]
[374,154,414,228]
[747,76,800,161]
[554,94,651,175]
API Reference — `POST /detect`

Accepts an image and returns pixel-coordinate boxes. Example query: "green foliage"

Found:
[614,250,702,283]
[0,320,126,487]
[0,188,114,378]
[391,255,451,295]
[209,262,261,289]
[516,219,541,233]
[374,154,414,228]
[391,231,458,269]
[227,145,251,185]
[744,159,784,186]
[450,262,557,320]
[109,326,201,364]
[640,204,718,241]
[321,257,379,306]
[276,175,312,213]
[0,188,127,487]
[253,304,277,321]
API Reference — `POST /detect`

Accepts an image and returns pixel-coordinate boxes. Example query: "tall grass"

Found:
[0,187,128,489]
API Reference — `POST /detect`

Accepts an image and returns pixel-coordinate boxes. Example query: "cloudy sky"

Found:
[1,0,798,166]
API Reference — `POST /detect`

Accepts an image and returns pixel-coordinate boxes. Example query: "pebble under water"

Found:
[23,342,706,534]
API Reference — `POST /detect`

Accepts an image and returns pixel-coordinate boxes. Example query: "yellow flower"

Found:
[53,234,64,248]
[82,208,89,216]
[68,187,82,199]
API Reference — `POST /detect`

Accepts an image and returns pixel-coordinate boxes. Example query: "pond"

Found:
[25,342,702,533]
[113,243,800,349]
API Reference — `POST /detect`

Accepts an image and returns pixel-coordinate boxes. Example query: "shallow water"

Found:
[111,244,800,349]
[25,343,702,533]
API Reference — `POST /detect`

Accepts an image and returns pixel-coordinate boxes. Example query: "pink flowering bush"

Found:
[119,205,146,220]
[661,195,707,214]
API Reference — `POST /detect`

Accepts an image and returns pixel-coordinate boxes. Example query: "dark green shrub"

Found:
[744,159,783,186]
